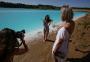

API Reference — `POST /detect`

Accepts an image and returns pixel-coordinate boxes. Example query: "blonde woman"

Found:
[52,6,75,62]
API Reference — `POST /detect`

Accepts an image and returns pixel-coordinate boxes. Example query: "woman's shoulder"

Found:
[58,27,66,33]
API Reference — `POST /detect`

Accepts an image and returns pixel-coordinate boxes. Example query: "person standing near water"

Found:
[52,6,75,62]
[43,15,52,42]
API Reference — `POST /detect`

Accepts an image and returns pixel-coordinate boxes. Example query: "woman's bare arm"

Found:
[21,38,28,51]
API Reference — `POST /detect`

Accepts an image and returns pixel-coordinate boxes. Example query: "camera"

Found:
[16,29,25,39]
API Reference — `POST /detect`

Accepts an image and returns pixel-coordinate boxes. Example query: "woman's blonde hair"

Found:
[61,8,73,21]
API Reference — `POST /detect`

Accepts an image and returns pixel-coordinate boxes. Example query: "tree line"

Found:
[0,1,60,10]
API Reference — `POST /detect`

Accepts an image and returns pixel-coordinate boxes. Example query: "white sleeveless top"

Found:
[52,27,69,54]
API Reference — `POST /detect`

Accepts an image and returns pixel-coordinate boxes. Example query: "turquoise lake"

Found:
[0,8,87,33]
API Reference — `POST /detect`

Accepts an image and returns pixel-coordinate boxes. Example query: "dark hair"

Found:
[44,15,52,23]
[45,15,50,20]
[61,7,73,22]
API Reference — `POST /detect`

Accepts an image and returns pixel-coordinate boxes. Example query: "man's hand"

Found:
[52,48,57,56]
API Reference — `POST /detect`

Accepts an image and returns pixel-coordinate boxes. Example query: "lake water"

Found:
[0,8,87,35]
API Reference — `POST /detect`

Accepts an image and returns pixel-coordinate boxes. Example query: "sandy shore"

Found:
[13,14,90,62]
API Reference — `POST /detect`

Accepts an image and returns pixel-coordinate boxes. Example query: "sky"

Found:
[0,0,90,7]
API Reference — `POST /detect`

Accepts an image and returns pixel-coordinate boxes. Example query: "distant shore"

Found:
[73,9,90,12]
[0,1,90,11]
